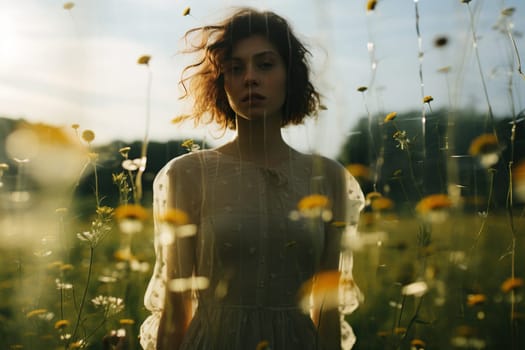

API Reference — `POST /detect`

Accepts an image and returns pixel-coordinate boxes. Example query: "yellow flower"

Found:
[298,270,343,312]
[384,111,397,123]
[159,208,189,226]
[513,161,525,181]
[54,319,70,329]
[410,339,426,349]
[81,129,95,143]
[468,134,499,156]
[119,318,135,325]
[415,194,452,214]
[467,294,487,306]
[376,330,389,338]
[367,0,378,11]
[256,340,270,350]
[394,327,407,335]
[297,194,330,211]
[71,123,80,130]
[119,146,131,158]
[114,204,148,221]
[60,264,74,271]
[137,55,151,65]
[423,95,434,103]
[63,2,75,10]
[182,7,191,16]
[357,86,368,92]
[366,191,382,202]
[26,309,48,318]
[47,261,63,269]
[346,164,370,180]
[371,197,394,211]
[172,114,191,124]
[114,248,134,261]
[501,277,524,293]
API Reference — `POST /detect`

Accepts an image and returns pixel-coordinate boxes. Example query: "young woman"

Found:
[140,8,364,350]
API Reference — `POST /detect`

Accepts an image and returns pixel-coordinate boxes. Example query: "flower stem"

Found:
[68,247,94,347]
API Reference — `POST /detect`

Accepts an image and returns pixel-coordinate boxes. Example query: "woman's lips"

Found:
[241,93,265,102]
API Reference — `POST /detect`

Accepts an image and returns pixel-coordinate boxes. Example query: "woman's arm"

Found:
[156,159,200,350]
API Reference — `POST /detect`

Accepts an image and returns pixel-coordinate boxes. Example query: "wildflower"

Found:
[371,197,394,211]
[71,123,80,130]
[119,318,135,325]
[393,130,410,150]
[114,248,134,262]
[182,7,191,16]
[377,330,389,338]
[357,86,368,92]
[47,261,63,269]
[513,161,525,201]
[119,146,131,158]
[55,278,73,290]
[81,129,95,143]
[292,194,332,221]
[26,308,48,318]
[137,55,151,65]
[401,281,428,297]
[63,2,75,10]
[122,158,142,171]
[433,36,449,48]
[394,327,407,335]
[91,295,125,316]
[501,7,516,16]
[60,264,74,271]
[423,95,434,103]
[468,134,499,156]
[54,319,70,330]
[384,111,397,123]
[501,277,524,293]
[366,0,377,11]
[346,164,370,180]
[298,194,330,211]
[437,66,451,73]
[467,294,487,306]
[168,276,210,292]
[298,270,343,313]
[114,204,148,221]
[159,208,189,226]
[410,339,426,349]
[416,194,452,214]
[172,114,191,124]
[366,191,382,203]
[256,340,270,350]
[181,139,200,152]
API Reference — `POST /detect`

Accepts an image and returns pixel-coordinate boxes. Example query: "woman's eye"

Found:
[259,61,274,70]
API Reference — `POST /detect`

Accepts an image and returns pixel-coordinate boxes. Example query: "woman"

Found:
[140,8,364,350]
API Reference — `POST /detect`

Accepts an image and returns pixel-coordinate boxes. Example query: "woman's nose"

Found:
[244,65,259,86]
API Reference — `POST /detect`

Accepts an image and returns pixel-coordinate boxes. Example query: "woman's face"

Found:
[222,35,287,122]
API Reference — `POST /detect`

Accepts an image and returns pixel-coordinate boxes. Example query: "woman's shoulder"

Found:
[154,149,220,184]
[295,151,347,177]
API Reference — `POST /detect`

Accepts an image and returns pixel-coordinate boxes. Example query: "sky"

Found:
[1,0,524,158]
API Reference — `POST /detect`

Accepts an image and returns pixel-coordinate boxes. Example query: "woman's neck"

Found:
[220,115,292,164]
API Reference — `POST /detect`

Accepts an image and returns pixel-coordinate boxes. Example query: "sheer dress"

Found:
[140,149,364,350]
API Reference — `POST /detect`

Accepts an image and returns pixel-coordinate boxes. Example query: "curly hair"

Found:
[179,7,321,130]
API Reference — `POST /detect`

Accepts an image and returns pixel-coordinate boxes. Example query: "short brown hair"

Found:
[179,8,321,130]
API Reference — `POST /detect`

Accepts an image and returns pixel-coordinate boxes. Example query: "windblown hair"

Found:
[179,7,321,130]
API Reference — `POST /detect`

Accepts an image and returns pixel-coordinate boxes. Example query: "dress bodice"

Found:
[140,149,364,350]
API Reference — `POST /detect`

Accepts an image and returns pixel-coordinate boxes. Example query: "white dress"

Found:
[140,149,364,350]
